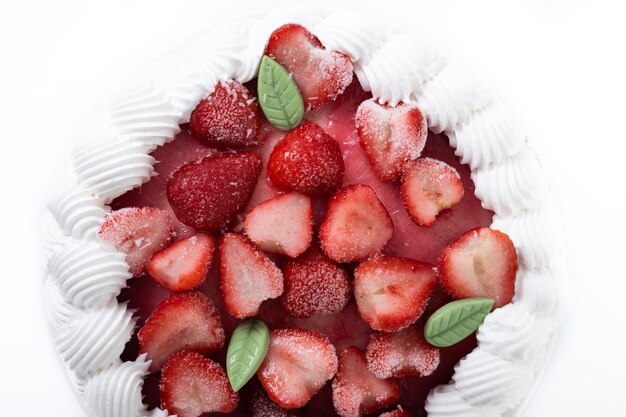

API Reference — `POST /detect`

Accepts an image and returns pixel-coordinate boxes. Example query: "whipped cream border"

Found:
[41,9,567,417]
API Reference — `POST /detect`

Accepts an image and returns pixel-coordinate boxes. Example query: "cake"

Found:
[42,9,566,417]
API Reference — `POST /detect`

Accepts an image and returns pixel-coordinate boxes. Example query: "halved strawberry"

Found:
[160,350,238,417]
[190,80,260,148]
[355,99,427,182]
[380,408,413,417]
[354,256,437,332]
[319,185,393,263]
[280,247,351,318]
[438,227,518,308]
[167,152,262,230]
[138,291,225,372]
[366,324,440,379]
[402,158,463,227]
[332,346,400,417]
[146,234,215,292]
[265,24,354,110]
[99,207,174,276]
[219,233,283,318]
[257,328,338,409]
[244,192,313,258]
[267,121,345,195]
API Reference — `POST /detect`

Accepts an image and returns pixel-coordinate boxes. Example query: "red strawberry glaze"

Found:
[115,80,493,417]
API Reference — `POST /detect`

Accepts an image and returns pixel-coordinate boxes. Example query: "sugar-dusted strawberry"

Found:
[402,158,464,227]
[220,233,283,318]
[354,256,437,332]
[244,192,313,258]
[99,207,174,276]
[160,350,238,417]
[267,121,345,195]
[257,328,338,409]
[366,324,440,379]
[190,79,260,148]
[138,291,225,372]
[438,227,517,308]
[280,247,351,318]
[380,408,413,417]
[146,234,215,292]
[167,152,262,230]
[319,185,393,263]
[332,346,400,417]
[265,24,354,110]
[355,99,427,182]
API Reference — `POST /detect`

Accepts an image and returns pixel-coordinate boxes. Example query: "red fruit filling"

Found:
[109,32,502,415]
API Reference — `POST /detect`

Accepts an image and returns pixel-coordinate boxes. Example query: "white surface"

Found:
[1,0,624,415]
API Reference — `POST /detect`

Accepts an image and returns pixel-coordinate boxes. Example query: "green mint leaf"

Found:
[424,298,494,347]
[257,55,304,131]
[226,319,270,392]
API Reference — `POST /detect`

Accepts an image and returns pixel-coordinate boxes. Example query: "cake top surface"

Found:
[42,9,566,417]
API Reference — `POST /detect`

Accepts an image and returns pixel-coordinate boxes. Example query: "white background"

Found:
[1,0,625,415]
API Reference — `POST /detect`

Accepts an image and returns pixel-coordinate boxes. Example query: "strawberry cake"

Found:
[42,9,566,417]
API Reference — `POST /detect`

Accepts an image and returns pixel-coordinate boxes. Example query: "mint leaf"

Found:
[257,55,304,131]
[424,298,494,347]
[226,319,270,392]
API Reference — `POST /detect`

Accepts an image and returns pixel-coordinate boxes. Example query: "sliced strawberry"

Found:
[366,324,440,379]
[438,227,518,308]
[219,233,283,318]
[160,350,238,417]
[280,247,351,318]
[146,233,215,292]
[379,408,413,417]
[265,24,354,110]
[355,99,427,182]
[257,328,338,409]
[402,158,464,227]
[354,256,437,332]
[99,207,174,276]
[138,291,225,372]
[167,152,262,230]
[332,346,400,417]
[267,121,345,195]
[244,192,313,258]
[319,185,393,263]
[190,79,260,148]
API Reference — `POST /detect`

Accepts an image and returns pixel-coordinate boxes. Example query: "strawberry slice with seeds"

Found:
[257,328,338,409]
[438,227,518,308]
[265,24,354,111]
[244,192,313,258]
[366,324,440,379]
[354,256,437,332]
[99,207,174,277]
[402,158,464,227]
[380,409,413,417]
[160,350,238,417]
[280,247,351,318]
[219,233,284,319]
[138,291,225,372]
[355,99,427,182]
[319,185,393,263]
[267,121,345,195]
[146,233,215,292]
[167,152,262,230]
[332,346,400,417]
[190,80,260,148]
